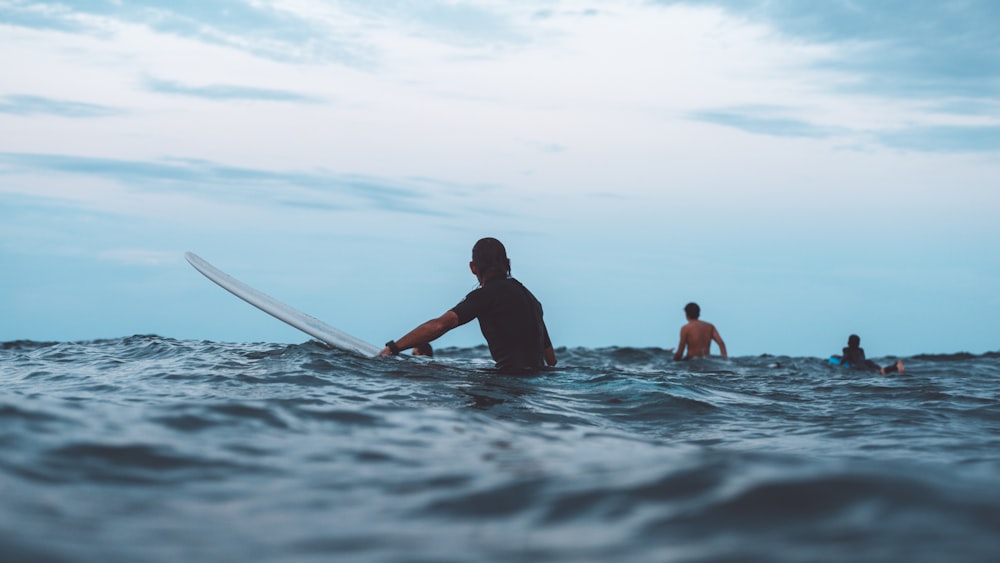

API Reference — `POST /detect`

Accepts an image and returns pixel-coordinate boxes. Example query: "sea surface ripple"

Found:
[2,336,999,562]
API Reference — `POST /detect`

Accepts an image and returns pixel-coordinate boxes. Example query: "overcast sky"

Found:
[3,0,998,358]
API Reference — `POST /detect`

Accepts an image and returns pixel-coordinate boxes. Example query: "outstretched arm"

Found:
[380,311,460,356]
[712,328,727,359]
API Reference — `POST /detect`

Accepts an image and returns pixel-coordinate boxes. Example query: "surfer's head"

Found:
[471,237,511,282]
[684,302,700,320]
[847,334,861,348]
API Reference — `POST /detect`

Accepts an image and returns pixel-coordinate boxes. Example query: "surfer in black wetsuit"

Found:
[380,237,557,373]
[836,334,904,375]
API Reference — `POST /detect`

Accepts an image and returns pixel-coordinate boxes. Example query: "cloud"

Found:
[0,1,88,33]
[654,1,1000,153]
[688,106,1000,154]
[0,94,123,117]
[0,0,530,69]
[656,0,1000,103]
[0,1,532,67]
[0,0,374,66]
[340,0,528,47]
[144,78,324,103]
[690,107,838,139]
[0,152,449,216]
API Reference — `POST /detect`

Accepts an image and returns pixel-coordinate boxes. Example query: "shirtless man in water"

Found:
[673,302,727,360]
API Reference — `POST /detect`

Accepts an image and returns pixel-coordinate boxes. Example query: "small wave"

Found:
[17,442,262,486]
[911,350,1000,361]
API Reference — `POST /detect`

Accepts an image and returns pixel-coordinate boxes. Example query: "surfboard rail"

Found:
[185,252,381,357]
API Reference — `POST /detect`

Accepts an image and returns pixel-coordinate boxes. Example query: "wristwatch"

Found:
[385,340,401,354]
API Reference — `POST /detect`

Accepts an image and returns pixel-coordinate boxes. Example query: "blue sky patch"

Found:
[878,125,1000,154]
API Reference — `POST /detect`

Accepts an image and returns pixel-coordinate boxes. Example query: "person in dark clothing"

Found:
[380,238,556,373]
[837,334,904,374]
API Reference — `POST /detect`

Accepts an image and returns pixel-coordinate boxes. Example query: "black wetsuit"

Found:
[451,277,552,372]
[841,346,899,374]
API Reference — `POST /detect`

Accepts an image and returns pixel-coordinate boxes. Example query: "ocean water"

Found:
[2,336,999,562]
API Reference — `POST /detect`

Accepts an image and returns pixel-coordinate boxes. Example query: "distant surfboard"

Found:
[185,252,381,357]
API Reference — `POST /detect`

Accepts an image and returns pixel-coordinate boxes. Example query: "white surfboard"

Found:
[185,252,382,357]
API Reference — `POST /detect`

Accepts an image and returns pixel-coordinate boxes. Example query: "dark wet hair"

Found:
[684,302,700,319]
[847,334,861,348]
[472,237,511,280]
[413,342,433,357]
